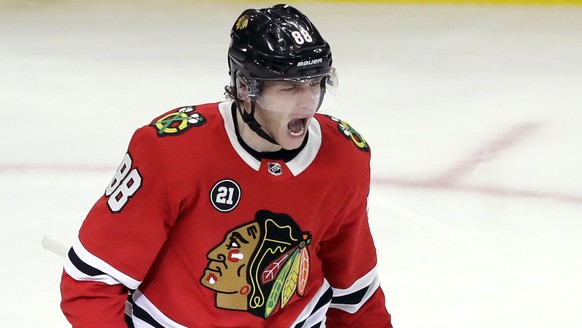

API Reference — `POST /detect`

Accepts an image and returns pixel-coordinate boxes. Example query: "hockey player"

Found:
[60,4,393,327]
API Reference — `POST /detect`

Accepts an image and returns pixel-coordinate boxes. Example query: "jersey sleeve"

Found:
[318,150,393,327]
[60,270,129,328]
[61,125,180,327]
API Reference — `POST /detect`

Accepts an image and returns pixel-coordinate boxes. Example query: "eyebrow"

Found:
[230,231,249,244]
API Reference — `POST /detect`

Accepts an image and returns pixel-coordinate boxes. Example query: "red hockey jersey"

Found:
[61,101,392,327]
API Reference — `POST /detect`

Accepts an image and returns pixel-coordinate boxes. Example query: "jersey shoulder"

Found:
[312,113,371,195]
[315,113,371,154]
[128,102,224,152]
[147,102,222,138]
[126,102,226,171]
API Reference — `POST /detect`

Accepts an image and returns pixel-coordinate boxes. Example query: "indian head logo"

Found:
[201,210,311,318]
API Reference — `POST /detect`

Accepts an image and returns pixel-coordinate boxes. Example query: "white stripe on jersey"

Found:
[64,238,141,289]
[126,282,331,328]
[329,267,381,314]
[129,290,187,328]
[290,279,332,327]
[63,257,120,286]
[129,316,153,328]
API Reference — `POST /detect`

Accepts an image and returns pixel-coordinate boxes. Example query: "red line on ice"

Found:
[426,122,542,186]
[373,122,582,205]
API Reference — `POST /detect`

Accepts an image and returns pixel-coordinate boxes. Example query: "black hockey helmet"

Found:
[228,4,333,98]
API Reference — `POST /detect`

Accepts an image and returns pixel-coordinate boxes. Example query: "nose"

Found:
[207,246,226,262]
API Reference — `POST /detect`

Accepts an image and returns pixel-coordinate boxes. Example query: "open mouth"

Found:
[287,118,307,137]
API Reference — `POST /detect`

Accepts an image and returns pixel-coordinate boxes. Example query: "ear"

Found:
[236,77,251,102]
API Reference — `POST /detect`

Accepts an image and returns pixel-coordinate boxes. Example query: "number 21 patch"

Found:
[105,152,142,213]
[210,179,241,213]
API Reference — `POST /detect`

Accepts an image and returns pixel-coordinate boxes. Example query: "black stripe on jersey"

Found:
[68,248,106,277]
[127,294,165,328]
[125,314,135,328]
[331,286,370,306]
[293,286,333,328]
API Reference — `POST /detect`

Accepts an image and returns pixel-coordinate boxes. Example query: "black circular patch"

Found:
[210,179,241,212]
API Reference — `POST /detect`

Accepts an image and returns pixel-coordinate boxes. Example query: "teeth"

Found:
[290,127,304,136]
[288,119,306,136]
[209,277,216,285]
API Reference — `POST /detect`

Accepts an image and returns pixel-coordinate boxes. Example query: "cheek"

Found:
[228,249,245,263]
[256,111,290,134]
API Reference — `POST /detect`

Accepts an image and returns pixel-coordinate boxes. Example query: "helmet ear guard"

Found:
[235,75,252,101]
[232,70,264,101]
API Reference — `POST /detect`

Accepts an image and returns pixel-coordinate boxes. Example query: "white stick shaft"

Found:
[42,236,69,258]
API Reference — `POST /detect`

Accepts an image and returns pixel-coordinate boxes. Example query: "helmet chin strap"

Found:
[237,100,280,146]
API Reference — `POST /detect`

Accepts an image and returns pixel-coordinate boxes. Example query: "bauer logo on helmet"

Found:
[297,58,323,67]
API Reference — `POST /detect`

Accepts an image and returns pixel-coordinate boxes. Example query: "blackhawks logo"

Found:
[201,210,311,319]
[235,15,249,30]
[151,106,206,136]
[326,115,369,152]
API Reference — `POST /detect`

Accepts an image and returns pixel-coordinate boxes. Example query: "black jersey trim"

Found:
[293,286,333,328]
[125,314,135,328]
[127,294,165,328]
[68,248,106,277]
[331,285,370,306]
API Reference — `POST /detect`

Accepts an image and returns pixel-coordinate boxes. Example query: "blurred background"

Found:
[1,0,581,327]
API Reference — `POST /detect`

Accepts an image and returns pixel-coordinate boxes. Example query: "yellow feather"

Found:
[281,250,301,307]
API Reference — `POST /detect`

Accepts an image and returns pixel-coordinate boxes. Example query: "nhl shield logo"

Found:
[267,162,283,176]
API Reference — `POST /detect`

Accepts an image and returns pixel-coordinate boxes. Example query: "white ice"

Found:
[1,1,581,327]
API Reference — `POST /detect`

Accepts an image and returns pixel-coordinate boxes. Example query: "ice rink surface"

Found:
[1,0,581,327]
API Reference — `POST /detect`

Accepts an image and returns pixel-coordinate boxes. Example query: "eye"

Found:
[226,236,240,249]
[227,240,239,249]
[281,84,299,92]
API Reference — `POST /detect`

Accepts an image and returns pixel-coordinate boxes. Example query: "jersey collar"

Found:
[219,101,321,176]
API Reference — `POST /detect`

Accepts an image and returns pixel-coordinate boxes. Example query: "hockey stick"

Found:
[41,235,69,258]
